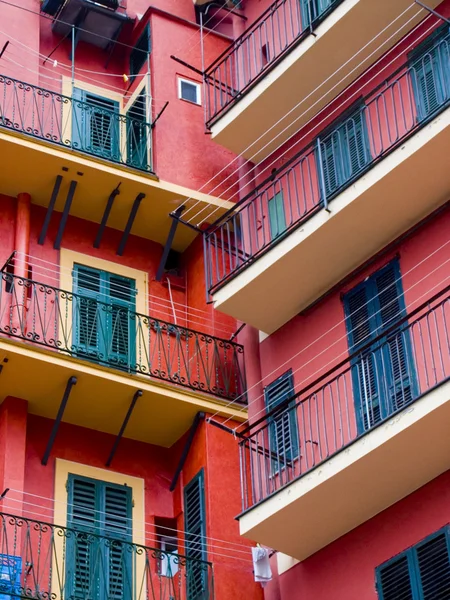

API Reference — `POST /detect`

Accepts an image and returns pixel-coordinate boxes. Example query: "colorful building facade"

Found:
[199,0,450,598]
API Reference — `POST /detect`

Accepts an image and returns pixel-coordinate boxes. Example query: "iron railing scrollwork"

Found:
[0,271,246,402]
[0,74,152,172]
[0,512,214,600]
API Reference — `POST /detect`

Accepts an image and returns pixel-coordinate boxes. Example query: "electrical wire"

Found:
[179,5,432,223]
[0,492,254,560]
[206,237,450,426]
[13,252,236,335]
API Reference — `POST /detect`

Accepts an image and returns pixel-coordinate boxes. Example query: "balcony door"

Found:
[73,264,136,371]
[66,475,132,600]
[72,88,120,161]
[344,260,418,433]
[300,0,335,28]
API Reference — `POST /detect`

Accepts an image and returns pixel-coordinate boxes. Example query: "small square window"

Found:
[178,78,201,105]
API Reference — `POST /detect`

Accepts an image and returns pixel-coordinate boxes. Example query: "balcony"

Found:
[204,0,438,160]
[0,511,213,600]
[237,285,450,560]
[0,74,232,251]
[0,268,247,446]
[205,29,450,333]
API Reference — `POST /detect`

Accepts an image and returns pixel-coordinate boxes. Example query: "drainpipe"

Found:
[12,193,31,333]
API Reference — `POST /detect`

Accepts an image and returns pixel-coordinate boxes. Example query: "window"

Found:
[0,555,22,600]
[184,470,207,600]
[72,88,120,160]
[268,191,286,239]
[409,26,450,122]
[126,89,149,170]
[130,24,151,81]
[318,103,371,198]
[155,517,179,578]
[178,78,201,105]
[66,474,133,600]
[376,526,450,600]
[344,259,417,433]
[72,265,136,369]
[300,0,336,28]
[264,371,299,467]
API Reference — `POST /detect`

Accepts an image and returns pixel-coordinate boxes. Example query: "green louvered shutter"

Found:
[319,133,340,197]
[72,88,119,160]
[73,266,103,359]
[345,286,381,431]
[67,476,100,600]
[415,532,450,599]
[184,470,207,600]
[107,275,136,370]
[264,371,298,467]
[373,264,416,413]
[300,0,334,28]
[66,476,132,600]
[268,191,286,239]
[103,485,133,600]
[377,555,415,600]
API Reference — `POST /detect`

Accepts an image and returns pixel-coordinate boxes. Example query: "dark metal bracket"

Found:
[170,55,204,77]
[38,175,63,246]
[151,101,169,129]
[155,206,185,281]
[170,213,204,233]
[42,376,77,466]
[94,184,121,248]
[414,0,450,25]
[117,192,146,256]
[106,389,142,467]
[170,412,205,491]
[54,180,78,250]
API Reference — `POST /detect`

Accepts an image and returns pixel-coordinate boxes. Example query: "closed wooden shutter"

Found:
[67,475,132,600]
[74,266,102,358]
[72,88,119,160]
[264,371,298,464]
[184,470,207,600]
[377,555,414,600]
[344,260,416,432]
[376,527,450,600]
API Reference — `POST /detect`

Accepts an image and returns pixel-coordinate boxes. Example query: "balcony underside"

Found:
[239,379,450,561]
[0,130,232,252]
[0,337,247,447]
[213,106,450,334]
[210,0,439,162]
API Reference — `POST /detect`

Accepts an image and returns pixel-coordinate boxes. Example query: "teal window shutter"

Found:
[376,527,450,600]
[318,105,371,198]
[268,191,286,239]
[66,475,133,600]
[73,265,136,370]
[300,0,335,29]
[409,27,450,121]
[344,259,417,433]
[126,90,149,170]
[130,24,151,81]
[72,88,120,160]
[264,371,299,467]
[184,470,207,600]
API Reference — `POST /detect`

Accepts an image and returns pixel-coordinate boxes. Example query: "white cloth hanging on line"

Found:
[252,546,273,588]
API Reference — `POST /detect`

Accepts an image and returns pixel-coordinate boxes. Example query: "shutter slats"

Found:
[184,471,207,599]
[417,533,450,599]
[265,371,298,463]
[378,556,414,600]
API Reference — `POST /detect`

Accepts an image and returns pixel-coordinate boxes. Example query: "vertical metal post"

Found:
[200,11,208,132]
[316,137,328,211]
[146,51,153,170]
[71,25,75,91]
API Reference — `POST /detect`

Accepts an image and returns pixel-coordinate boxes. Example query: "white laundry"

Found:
[252,546,273,588]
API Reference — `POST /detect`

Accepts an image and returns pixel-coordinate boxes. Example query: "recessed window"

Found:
[178,78,201,105]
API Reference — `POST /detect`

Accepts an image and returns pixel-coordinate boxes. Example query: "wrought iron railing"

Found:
[204,31,450,295]
[0,512,214,600]
[0,74,152,172]
[0,270,246,402]
[238,284,450,511]
[204,0,342,126]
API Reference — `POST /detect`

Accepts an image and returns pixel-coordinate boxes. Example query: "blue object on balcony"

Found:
[0,555,22,600]
[41,0,64,16]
